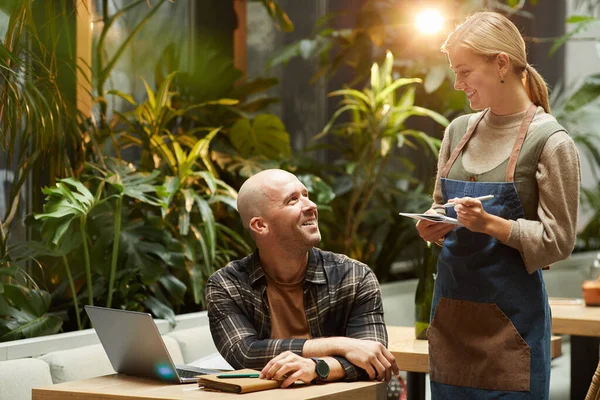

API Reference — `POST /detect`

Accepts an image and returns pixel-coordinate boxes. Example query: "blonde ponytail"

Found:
[525,65,551,114]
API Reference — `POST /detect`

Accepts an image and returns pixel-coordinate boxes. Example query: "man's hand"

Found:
[338,338,399,382]
[260,351,317,388]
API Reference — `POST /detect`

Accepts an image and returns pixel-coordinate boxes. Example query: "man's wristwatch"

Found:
[311,357,330,382]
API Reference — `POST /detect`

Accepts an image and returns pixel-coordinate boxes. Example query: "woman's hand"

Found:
[415,209,455,243]
[453,197,489,233]
[453,197,511,241]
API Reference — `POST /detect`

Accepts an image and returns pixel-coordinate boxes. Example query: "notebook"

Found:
[399,212,461,225]
[85,305,220,383]
[199,369,282,393]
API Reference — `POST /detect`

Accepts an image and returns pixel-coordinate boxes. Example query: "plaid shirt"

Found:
[205,247,388,381]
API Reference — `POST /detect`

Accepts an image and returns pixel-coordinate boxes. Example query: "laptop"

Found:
[85,305,220,383]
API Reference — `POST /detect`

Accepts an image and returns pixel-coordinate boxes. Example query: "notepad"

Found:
[189,352,234,371]
[399,212,461,225]
[198,369,282,393]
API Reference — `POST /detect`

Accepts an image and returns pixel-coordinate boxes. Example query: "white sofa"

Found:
[0,358,53,400]
[0,313,214,400]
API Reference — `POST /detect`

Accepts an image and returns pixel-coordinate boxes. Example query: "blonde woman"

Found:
[416,11,580,399]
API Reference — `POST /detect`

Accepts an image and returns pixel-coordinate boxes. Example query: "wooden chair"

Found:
[586,361,600,400]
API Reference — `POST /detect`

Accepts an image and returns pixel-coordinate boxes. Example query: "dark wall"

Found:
[192,0,236,58]
[512,3,566,91]
[277,0,367,161]
[279,0,328,155]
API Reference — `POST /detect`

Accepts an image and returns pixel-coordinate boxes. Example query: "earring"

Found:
[500,77,505,84]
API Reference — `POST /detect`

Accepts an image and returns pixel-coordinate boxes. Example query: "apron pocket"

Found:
[428,297,531,392]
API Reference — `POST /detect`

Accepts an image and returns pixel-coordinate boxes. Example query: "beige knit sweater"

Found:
[432,107,581,273]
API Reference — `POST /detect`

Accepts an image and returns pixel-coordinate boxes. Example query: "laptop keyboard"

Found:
[177,368,201,379]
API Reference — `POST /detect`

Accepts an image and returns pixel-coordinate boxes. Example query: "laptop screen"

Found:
[85,305,181,383]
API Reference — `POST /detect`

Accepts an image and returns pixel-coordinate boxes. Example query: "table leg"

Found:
[570,335,599,400]
[406,371,426,400]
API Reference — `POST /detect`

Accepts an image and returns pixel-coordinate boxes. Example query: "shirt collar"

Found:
[247,248,327,286]
[304,248,327,284]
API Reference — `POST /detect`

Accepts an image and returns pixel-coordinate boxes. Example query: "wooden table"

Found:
[551,300,600,400]
[32,374,387,400]
[387,326,428,400]
[387,326,562,400]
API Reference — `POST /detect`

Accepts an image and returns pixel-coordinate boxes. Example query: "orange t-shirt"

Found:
[265,273,310,339]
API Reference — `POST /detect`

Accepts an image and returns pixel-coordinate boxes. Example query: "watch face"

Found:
[316,359,330,379]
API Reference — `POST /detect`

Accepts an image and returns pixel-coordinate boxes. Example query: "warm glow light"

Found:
[416,9,444,35]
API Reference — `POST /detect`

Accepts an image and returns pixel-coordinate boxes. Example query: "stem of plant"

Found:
[106,196,122,309]
[62,255,82,330]
[80,215,93,306]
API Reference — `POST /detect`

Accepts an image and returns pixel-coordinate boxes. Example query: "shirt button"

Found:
[469,176,477,182]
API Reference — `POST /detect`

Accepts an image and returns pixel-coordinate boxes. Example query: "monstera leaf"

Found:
[35,178,97,245]
[120,220,181,285]
[88,158,166,308]
[0,285,62,342]
[35,178,100,307]
[229,114,291,159]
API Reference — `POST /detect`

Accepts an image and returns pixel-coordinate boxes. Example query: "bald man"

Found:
[205,169,398,388]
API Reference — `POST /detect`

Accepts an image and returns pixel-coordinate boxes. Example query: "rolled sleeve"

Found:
[338,268,387,381]
[503,135,580,273]
[345,269,388,345]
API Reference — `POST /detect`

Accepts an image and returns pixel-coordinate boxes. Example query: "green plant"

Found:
[95,0,173,128]
[28,161,186,326]
[266,0,471,112]
[548,0,600,58]
[0,283,63,342]
[86,158,165,308]
[110,74,252,307]
[0,0,85,249]
[0,0,104,337]
[311,51,448,278]
[0,0,314,340]
[34,179,102,308]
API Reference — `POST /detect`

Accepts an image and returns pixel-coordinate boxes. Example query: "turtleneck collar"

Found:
[484,108,528,129]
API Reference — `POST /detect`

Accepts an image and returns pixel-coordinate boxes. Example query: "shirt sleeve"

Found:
[334,267,388,381]
[503,132,581,273]
[205,272,306,369]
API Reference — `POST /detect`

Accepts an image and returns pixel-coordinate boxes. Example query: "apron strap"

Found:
[505,103,538,182]
[440,109,488,179]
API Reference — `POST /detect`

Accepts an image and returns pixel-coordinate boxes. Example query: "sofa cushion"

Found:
[38,343,112,384]
[38,336,183,383]
[0,358,53,400]
[165,326,217,364]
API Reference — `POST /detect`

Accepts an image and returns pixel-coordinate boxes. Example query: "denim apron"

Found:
[428,104,551,399]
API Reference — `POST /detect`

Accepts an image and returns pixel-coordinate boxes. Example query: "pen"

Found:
[217,373,260,379]
[442,194,494,208]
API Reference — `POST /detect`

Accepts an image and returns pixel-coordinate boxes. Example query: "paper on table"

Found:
[399,212,461,225]
[189,352,235,371]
